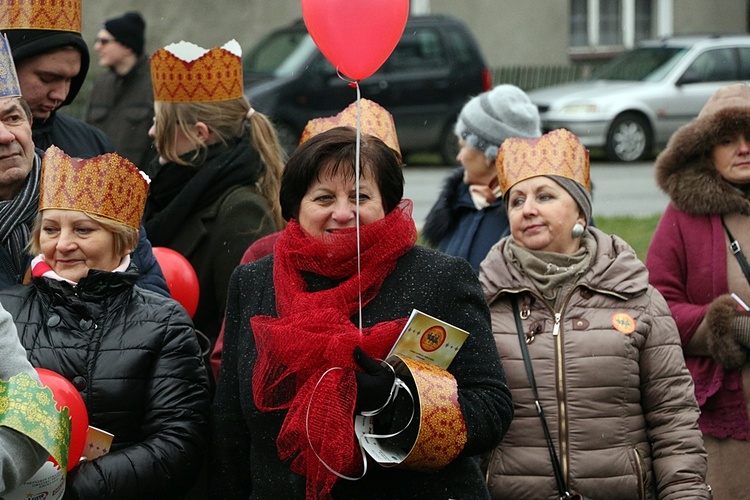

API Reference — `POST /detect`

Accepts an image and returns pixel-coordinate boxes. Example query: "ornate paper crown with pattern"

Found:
[299,99,401,159]
[496,128,591,195]
[0,35,20,99]
[0,0,81,32]
[151,39,243,103]
[40,146,149,230]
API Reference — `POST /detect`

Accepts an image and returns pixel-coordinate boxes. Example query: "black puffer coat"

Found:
[0,268,210,499]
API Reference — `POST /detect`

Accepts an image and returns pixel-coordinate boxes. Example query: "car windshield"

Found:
[243,30,317,77]
[589,46,689,82]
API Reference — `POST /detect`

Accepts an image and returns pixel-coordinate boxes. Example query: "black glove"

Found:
[353,346,395,413]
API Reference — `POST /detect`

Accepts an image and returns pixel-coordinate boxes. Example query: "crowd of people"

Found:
[0,1,749,499]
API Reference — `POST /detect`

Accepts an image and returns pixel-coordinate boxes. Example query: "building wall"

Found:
[430,0,569,66]
[673,0,747,35]
[83,1,302,66]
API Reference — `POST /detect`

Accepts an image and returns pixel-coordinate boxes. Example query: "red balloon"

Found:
[301,0,409,81]
[152,247,200,318]
[36,368,88,471]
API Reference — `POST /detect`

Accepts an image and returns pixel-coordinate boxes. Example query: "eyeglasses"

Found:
[95,37,116,45]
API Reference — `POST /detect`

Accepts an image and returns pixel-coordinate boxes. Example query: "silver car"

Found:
[527,35,750,162]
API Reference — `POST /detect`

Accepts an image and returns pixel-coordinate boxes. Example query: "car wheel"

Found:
[605,113,653,162]
[439,121,460,166]
[274,122,300,158]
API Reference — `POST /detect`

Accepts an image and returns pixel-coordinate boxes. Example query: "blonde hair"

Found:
[153,97,286,229]
[28,211,139,258]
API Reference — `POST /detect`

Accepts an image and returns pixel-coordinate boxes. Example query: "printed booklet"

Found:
[386,309,470,369]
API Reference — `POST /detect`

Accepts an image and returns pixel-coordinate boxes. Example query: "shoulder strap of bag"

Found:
[512,297,577,500]
[721,216,750,286]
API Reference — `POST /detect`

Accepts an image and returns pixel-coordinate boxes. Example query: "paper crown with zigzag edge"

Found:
[0,35,21,99]
[299,99,401,159]
[40,146,150,231]
[496,128,591,196]
[151,39,243,103]
[0,0,81,33]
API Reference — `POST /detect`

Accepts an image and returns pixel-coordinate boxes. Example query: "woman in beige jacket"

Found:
[478,129,709,499]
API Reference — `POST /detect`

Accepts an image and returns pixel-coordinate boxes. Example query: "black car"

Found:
[243,15,491,163]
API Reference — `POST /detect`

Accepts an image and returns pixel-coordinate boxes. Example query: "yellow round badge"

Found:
[612,313,636,334]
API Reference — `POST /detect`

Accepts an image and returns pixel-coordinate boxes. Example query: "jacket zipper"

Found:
[633,447,646,500]
[551,310,569,482]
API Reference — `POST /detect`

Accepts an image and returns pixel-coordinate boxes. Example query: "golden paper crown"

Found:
[0,35,21,98]
[40,146,149,230]
[151,40,243,103]
[0,0,81,32]
[299,99,401,158]
[497,128,590,195]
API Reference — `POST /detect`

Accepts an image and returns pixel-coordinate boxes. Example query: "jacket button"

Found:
[79,318,93,330]
[46,314,60,327]
[72,376,86,391]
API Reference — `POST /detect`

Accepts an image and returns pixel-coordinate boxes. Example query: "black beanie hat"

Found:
[2,29,90,107]
[104,11,145,56]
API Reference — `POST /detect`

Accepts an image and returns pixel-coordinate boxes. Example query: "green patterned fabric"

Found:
[0,372,70,469]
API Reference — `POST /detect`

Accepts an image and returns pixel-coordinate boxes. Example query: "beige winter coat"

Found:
[479,227,709,500]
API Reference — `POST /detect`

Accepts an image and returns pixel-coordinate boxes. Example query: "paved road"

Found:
[403,161,670,228]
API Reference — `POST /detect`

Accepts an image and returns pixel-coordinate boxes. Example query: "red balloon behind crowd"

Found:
[301,0,409,81]
[36,368,88,471]
[152,247,200,318]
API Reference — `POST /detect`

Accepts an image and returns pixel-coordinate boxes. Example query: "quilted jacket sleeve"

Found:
[639,286,709,499]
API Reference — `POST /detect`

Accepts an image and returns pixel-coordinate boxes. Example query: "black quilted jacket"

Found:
[0,267,210,499]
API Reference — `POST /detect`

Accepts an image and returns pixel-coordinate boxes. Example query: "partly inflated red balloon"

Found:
[301,0,409,81]
[152,247,200,318]
[36,368,88,471]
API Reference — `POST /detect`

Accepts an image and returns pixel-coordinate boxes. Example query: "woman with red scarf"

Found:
[211,126,513,499]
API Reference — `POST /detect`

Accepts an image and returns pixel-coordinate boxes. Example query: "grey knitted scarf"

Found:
[0,154,40,278]
[503,232,596,304]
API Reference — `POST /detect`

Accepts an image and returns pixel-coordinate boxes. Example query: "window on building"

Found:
[571,0,654,50]
[600,1,623,45]
[571,0,588,46]
[635,0,653,42]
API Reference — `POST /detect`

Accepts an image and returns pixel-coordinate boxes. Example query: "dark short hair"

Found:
[18,98,32,123]
[279,126,404,221]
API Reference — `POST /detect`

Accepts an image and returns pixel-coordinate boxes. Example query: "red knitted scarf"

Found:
[250,200,417,499]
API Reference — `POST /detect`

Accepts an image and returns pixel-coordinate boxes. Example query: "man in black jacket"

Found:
[86,11,155,170]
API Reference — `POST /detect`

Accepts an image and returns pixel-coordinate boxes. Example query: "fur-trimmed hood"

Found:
[655,83,750,216]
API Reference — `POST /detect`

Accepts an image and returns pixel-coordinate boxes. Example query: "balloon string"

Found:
[355,83,363,333]
[333,70,363,333]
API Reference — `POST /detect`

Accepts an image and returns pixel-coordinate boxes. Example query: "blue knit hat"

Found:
[454,84,541,160]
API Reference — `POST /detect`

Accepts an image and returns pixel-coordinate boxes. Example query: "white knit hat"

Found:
[454,84,541,160]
